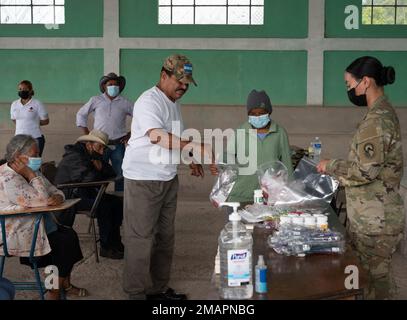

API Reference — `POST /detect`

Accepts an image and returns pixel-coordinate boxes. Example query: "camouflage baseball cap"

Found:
[163,54,197,86]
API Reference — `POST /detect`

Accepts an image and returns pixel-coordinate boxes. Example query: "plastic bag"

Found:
[239,203,278,223]
[257,161,289,206]
[267,224,345,257]
[209,164,238,208]
[292,156,339,203]
[257,158,339,209]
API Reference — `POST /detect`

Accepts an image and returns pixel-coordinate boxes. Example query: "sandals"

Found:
[64,284,89,298]
[44,289,62,300]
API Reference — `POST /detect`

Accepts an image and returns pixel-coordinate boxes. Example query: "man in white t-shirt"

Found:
[122,54,213,300]
[10,80,49,156]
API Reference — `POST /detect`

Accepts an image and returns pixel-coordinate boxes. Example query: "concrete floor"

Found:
[3,195,407,300]
[3,196,225,300]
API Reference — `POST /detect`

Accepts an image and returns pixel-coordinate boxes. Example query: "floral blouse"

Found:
[0,163,65,257]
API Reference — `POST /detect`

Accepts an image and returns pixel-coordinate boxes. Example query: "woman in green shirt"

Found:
[211,90,293,204]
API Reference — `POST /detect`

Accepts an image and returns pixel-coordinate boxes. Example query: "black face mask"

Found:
[347,88,367,107]
[18,90,31,100]
[347,80,367,107]
[90,151,103,160]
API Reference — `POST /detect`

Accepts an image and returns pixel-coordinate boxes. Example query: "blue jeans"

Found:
[36,135,45,157]
[0,278,15,300]
[103,143,125,191]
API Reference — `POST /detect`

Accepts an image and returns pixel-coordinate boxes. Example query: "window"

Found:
[158,0,264,25]
[362,0,407,25]
[0,0,64,24]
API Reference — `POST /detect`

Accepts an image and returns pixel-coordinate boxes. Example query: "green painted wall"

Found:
[120,49,308,106]
[326,0,407,38]
[119,0,308,38]
[0,0,103,37]
[324,51,407,107]
[0,49,103,103]
[0,1,406,107]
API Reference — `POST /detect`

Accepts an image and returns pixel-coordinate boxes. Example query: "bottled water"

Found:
[308,142,314,160]
[219,202,253,300]
[312,137,322,163]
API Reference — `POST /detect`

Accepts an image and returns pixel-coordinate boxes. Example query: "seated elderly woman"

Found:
[0,134,87,300]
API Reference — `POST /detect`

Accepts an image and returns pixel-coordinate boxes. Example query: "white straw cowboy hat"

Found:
[76,129,109,146]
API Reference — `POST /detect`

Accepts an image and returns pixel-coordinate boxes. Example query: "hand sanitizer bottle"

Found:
[218,202,253,300]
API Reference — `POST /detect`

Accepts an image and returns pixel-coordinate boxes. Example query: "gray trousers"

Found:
[122,176,179,298]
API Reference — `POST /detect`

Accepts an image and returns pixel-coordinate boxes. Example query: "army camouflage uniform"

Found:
[325,95,404,300]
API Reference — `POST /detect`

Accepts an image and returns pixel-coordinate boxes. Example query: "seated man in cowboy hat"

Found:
[55,130,124,260]
[76,72,133,192]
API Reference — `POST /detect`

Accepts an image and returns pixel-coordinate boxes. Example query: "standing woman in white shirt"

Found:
[10,80,49,157]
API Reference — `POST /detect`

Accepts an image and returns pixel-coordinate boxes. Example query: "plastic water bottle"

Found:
[308,142,314,160]
[255,255,268,294]
[312,137,322,163]
[218,202,253,300]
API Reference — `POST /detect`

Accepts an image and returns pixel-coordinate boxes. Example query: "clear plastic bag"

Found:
[258,158,339,209]
[290,156,340,207]
[239,203,279,223]
[257,161,289,206]
[209,164,238,208]
[267,224,345,256]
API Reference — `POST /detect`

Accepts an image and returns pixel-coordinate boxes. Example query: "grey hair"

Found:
[4,134,37,162]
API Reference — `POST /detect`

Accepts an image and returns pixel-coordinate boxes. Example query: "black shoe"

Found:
[99,247,124,260]
[146,288,187,301]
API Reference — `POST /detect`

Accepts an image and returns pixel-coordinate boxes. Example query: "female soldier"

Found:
[317,56,404,299]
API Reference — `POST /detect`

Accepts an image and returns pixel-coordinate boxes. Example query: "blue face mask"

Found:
[248,114,270,129]
[27,157,42,172]
[106,85,120,98]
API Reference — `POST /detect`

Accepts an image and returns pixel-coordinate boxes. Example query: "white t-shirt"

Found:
[122,86,184,181]
[10,98,48,138]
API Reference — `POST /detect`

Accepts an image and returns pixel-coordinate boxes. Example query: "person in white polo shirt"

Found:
[76,72,133,192]
[122,54,213,300]
[10,80,49,156]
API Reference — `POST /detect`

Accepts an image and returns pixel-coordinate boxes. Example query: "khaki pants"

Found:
[122,176,179,299]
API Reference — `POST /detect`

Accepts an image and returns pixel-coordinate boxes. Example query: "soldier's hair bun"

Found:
[380,66,396,86]
[346,56,397,87]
